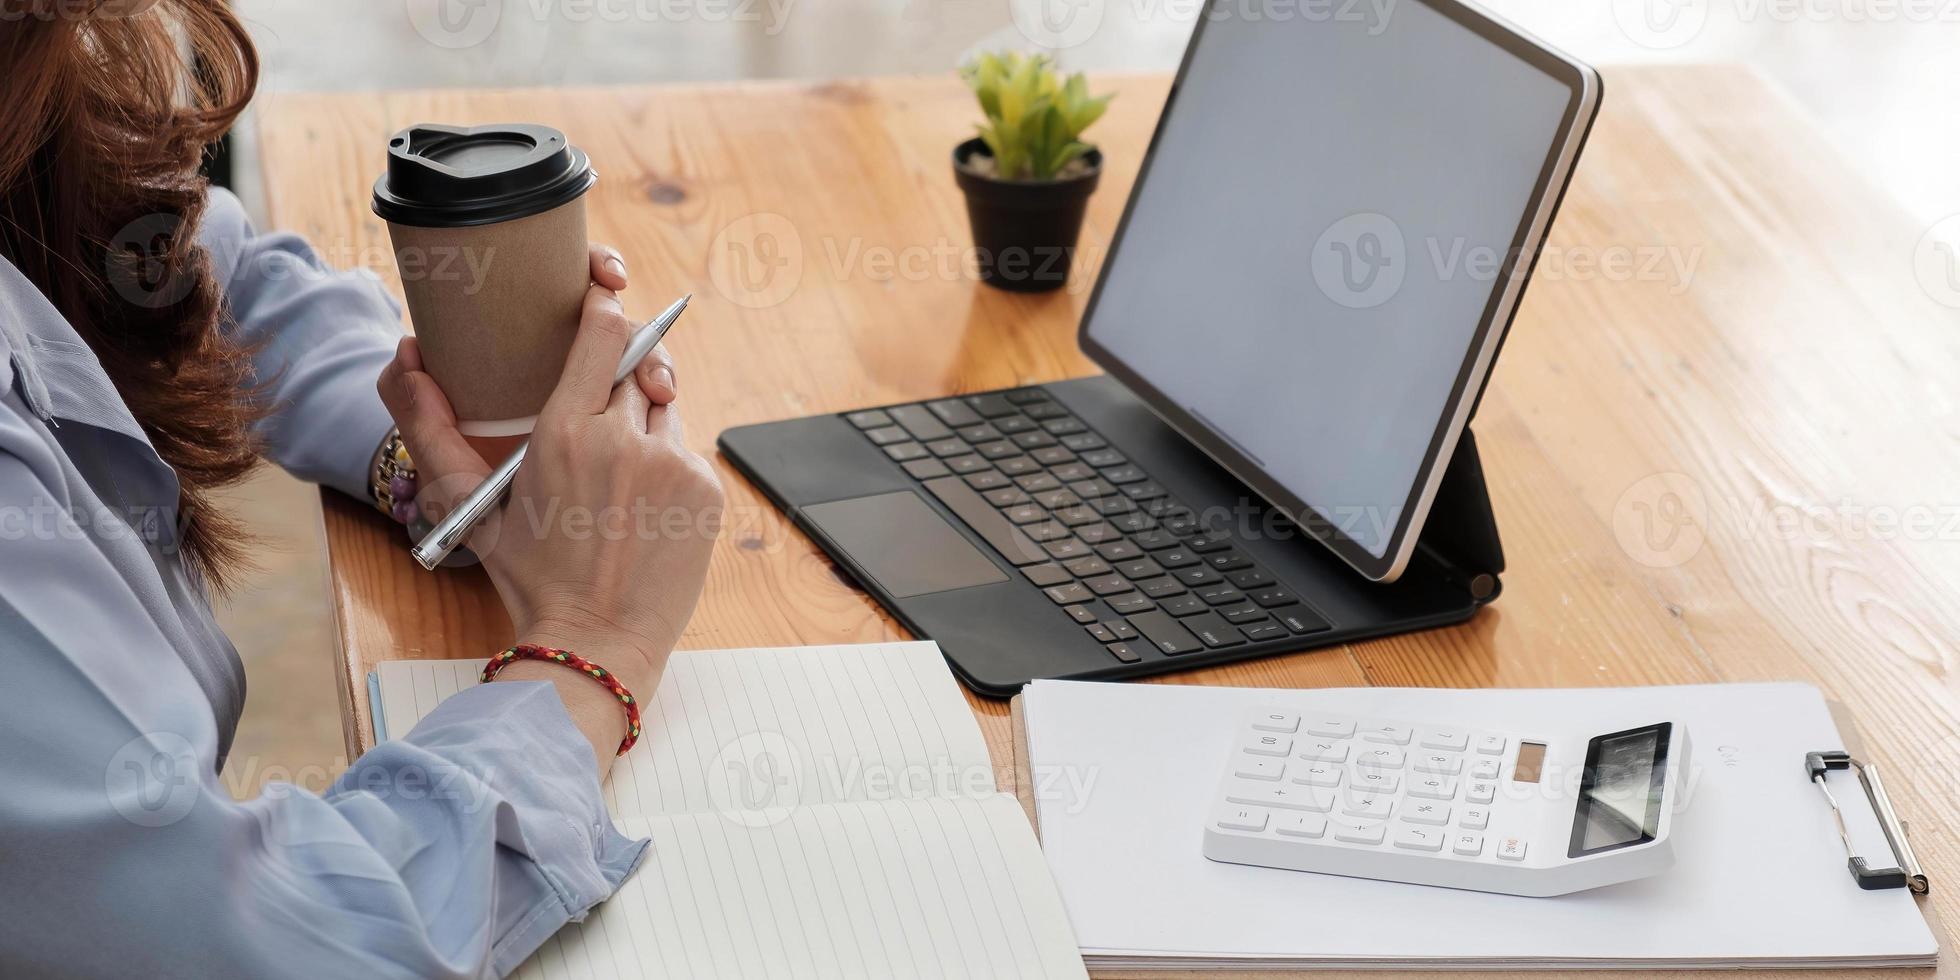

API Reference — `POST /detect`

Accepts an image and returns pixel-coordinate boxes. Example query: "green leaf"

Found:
[960,51,1110,181]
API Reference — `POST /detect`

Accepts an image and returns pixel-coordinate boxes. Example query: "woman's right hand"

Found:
[379,283,723,766]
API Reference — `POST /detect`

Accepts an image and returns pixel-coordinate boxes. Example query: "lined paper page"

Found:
[373,642,995,817]
[512,795,1087,980]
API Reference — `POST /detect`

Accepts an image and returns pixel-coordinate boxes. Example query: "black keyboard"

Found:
[843,387,1333,664]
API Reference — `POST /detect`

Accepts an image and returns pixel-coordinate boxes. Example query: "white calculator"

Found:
[1202,707,1689,897]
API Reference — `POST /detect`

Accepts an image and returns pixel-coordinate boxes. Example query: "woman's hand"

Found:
[378,246,722,768]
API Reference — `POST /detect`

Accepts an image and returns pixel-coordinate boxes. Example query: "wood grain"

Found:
[259,66,1959,975]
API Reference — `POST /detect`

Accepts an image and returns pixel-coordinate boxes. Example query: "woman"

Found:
[0,2,721,976]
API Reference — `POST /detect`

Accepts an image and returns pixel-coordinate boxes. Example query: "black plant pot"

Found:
[952,137,1102,293]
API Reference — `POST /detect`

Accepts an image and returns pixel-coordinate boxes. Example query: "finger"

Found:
[543,285,633,419]
[377,338,491,502]
[634,343,677,405]
[608,362,652,436]
[646,391,687,446]
[589,244,627,290]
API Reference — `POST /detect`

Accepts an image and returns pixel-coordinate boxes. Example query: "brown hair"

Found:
[0,0,264,590]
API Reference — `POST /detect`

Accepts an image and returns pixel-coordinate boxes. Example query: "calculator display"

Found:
[1568,724,1671,857]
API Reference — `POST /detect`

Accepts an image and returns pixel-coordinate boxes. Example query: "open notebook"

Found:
[373,642,1086,979]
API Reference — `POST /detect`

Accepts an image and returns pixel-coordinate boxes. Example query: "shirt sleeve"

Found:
[199,188,402,500]
[0,397,648,979]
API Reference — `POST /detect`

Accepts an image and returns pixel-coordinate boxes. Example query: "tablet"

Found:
[1078,0,1601,582]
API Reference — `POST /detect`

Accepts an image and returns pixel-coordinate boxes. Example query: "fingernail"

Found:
[605,255,626,280]
[652,364,676,396]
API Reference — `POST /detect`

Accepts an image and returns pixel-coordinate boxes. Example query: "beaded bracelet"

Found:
[481,644,643,755]
[370,428,421,525]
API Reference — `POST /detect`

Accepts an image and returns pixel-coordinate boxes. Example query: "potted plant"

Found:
[954,52,1113,293]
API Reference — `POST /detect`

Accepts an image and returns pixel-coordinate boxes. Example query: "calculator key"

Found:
[1298,740,1349,763]
[1022,564,1071,587]
[1393,825,1444,852]
[902,458,951,479]
[1234,757,1284,781]
[1215,804,1269,833]
[1408,775,1458,800]
[847,409,893,429]
[1251,709,1301,733]
[1227,783,1330,813]
[1496,837,1528,861]
[1241,622,1288,642]
[1467,781,1497,804]
[1331,818,1387,845]
[1419,728,1471,751]
[1470,759,1500,780]
[1413,753,1463,775]
[1275,813,1329,839]
[1404,801,1450,826]
[1241,732,1292,757]
[1341,794,1394,821]
[1350,770,1399,793]
[1362,723,1413,745]
[1290,763,1343,788]
[1475,734,1507,755]
[1105,642,1141,663]
[1354,746,1405,770]
[1459,806,1490,830]
[1306,717,1357,738]
[1453,832,1485,857]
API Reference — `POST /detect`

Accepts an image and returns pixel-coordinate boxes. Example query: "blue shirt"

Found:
[0,190,647,978]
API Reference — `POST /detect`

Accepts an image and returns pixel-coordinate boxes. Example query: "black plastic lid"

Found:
[372,123,597,228]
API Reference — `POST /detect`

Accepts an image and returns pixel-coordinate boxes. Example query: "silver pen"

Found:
[411,293,693,570]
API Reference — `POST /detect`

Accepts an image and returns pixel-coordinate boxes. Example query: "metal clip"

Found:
[1806,750,1929,894]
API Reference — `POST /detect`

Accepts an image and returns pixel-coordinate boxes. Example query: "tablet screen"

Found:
[1081,0,1581,570]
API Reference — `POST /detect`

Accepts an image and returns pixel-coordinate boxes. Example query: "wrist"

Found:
[513,623,661,691]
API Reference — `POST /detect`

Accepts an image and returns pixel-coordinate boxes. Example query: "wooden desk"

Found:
[260,66,1958,972]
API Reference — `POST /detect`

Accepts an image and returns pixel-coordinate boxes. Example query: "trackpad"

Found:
[803,491,1009,598]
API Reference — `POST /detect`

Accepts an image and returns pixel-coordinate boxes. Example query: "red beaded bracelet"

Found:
[481,644,643,755]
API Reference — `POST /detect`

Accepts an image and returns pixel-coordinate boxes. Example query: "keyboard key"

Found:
[997,456,1041,476]
[1069,478,1120,499]
[1453,832,1485,857]
[927,398,982,428]
[1044,539,1091,560]
[1394,825,1444,852]
[1275,813,1328,839]
[994,415,1037,434]
[1496,837,1528,861]
[1131,529,1181,550]
[974,440,1021,460]
[1089,496,1137,516]
[1106,593,1154,614]
[1235,756,1284,780]
[1215,804,1269,833]
[983,487,1029,506]
[966,393,1018,418]
[1012,431,1057,450]
[1044,583,1092,605]
[1126,610,1203,655]
[1106,642,1141,663]
[1174,566,1221,587]
[1405,801,1451,826]
[846,409,893,429]
[1084,574,1133,597]
[888,405,952,441]
[1095,540,1144,562]
[1277,608,1332,634]
[1155,548,1200,569]
[1250,587,1299,607]
[1075,523,1123,544]
[1116,558,1164,579]
[1298,739,1348,763]
[1042,417,1087,436]
[1137,576,1186,599]
[1228,783,1330,813]
[1306,717,1356,738]
[945,455,992,475]
[1084,623,1118,643]
[1204,550,1252,571]
[1107,621,1139,641]
[956,423,1002,443]
[923,476,1046,565]
[1251,709,1300,733]
[1050,462,1095,482]
[1409,775,1458,800]
[1015,472,1061,492]
[884,442,928,462]
[1218,603,1268,625]
[1081,448,1126,467]
[1196,584,1246,606]
[1459,806,1490,830]
[1004,389,1047,404]
[1291,763,1343,788]
[864,425,908,445]
[1023,400,1066,419]
[1064,605,1098,624]
[1101,465,1146,484]
[1332,818,1387,845]
[1031,488,1080,509]
[1054,505,1102,527]
[1023,521,1070,542]
[1120,481,1167,501]
[1475,734,1507,755]
[1227,567,1275,589]
[1184,534,1232,553]
[1059,432,1107,451]
[1241,731,1292,757]
[1181,612,1244,648]
[1063,556,1112,576]
[898,458,946,478]
[1030,446,1074,465]
[1161,594,1207,617]
[1022,564,1070,587]
[1363,724,1413,745]
[1003,504,1045,525]
[1241,622,1287,642]
[1342,793,1394,821]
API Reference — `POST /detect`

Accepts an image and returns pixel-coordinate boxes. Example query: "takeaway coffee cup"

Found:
[372,123,597,444]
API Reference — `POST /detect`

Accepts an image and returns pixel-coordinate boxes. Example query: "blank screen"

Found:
[1084,3,1573,558]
